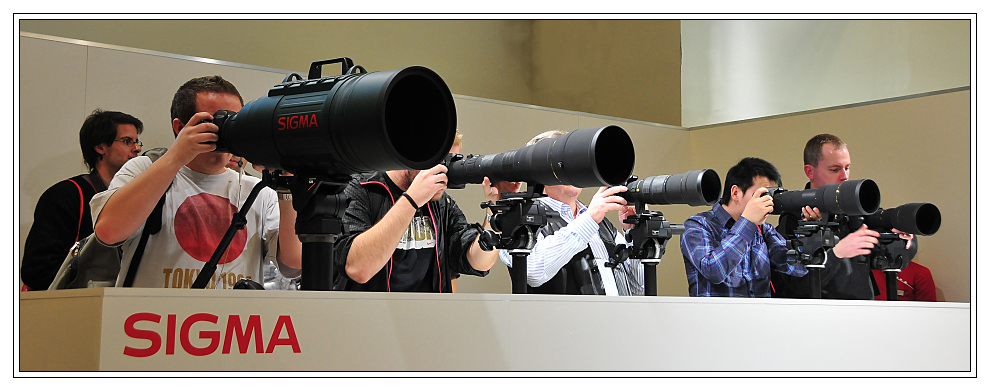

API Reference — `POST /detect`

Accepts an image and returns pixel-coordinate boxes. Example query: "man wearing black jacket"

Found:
[21,109,143,290]
[332,133,501,292]
[772,134,915,299]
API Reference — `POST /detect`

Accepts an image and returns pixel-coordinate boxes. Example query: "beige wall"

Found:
[531,20,682,125]
[18,19,682,126]
[687,90,971,302]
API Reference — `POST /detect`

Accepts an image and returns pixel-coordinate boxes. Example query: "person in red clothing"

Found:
[871,261,937,301]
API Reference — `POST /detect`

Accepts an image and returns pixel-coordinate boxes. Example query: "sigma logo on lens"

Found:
[277,114,319,131]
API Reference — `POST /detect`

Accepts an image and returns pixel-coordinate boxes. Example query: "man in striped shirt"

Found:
[679,157,806,297]
[496,130,644,296]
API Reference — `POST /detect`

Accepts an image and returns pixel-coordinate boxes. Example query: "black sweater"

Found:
[21,173,106,290]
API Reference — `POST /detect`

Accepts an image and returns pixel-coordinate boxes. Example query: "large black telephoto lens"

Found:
[446,125,635,187]
[864,202,941,236]
[621,169,722,206]
[767,178,882,216]
[212,65,456,175]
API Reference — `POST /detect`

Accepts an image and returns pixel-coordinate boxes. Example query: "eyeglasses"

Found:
[113,137,143,148]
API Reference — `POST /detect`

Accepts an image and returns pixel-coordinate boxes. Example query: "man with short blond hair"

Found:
[494,129,644,295]
[772,133,913,299]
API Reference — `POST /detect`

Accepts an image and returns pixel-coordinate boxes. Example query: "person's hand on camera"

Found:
[741,187,774,226]
[482,178,520,203]
[619,203,639,231]
[405,165,448,207]
[892,228,914,249]
[168,112,220,166]
[801,206,823,221]
[588,186,628,224]
[832,224,881,258]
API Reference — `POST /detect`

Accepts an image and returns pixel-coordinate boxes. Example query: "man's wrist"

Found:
[400,192,420,208]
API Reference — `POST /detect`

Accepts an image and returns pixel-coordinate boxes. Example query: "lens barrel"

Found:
[214,66,456,174]
[864,202,941,236]
[446,125,636,187]
[621,169,722,206]
[770,178,882,216]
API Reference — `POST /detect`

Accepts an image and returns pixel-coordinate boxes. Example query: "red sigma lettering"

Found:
[123,312,301,357]
[277,114,319,130]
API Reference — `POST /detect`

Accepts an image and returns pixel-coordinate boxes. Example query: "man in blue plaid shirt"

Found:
[680,157,807,297]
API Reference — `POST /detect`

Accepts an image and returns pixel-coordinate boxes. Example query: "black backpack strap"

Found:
[122,188,168,287]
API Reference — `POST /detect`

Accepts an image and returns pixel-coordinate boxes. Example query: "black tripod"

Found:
[783,220,840,299]
[478,184,558,294]
[611,203,684,296]
[191,170,351,291]
[866,232,913,301]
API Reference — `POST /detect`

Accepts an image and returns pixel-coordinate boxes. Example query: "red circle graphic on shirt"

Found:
[174,193,246,264]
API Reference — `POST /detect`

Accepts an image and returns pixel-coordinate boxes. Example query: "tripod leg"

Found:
[510,252,528,294]
[809,268,822,299]
[644,263,657,296]
[300,241,334,291]
[885,270,898,301]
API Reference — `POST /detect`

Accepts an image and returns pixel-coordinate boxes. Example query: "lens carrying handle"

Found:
[307,57,356,79]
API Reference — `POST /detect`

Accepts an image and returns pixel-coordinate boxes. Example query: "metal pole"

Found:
[808,267,823,299]
[510,251,529,294]
[644,263,658,296]
[885,270,899,301]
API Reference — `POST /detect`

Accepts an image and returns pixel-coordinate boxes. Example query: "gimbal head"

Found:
[784,220,840,267]
[477,184,560,294]
[866,232,915,272]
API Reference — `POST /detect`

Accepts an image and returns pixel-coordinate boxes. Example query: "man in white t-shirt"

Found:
[92,76,302,289]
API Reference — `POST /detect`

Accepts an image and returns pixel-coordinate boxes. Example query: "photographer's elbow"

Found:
[344,256,374,284]
[93,219,126,246]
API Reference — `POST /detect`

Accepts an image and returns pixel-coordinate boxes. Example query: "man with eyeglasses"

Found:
[21,109,144,290]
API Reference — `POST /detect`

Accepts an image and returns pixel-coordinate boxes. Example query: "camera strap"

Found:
[122,185,170,288]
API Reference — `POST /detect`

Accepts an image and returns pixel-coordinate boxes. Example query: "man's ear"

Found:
[94,143,106,158]
[730,184,742,204]
[804,164,815,181]
[171,118,184,137]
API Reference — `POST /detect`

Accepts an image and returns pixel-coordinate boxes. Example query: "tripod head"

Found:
[478,184,560,252]
[784,220,839,267]
[864,232,915,271]
[612,210,685,264]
